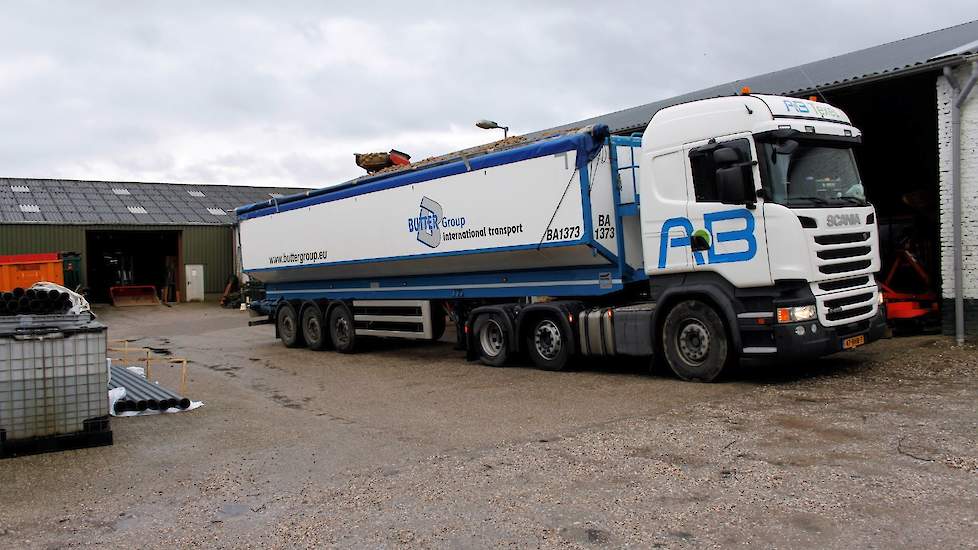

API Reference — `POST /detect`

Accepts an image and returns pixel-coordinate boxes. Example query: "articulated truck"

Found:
[237,93,886,381]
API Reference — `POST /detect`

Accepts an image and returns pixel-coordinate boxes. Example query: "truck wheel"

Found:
[328,304,357,353]
[277,303,305,348]
[473,313,509,367]
[662,300,729,382]
[301,304,328,351]
[526,315,571,371]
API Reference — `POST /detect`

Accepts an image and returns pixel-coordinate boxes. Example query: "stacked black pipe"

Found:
[0,287,72,316]
[109,364,192,414]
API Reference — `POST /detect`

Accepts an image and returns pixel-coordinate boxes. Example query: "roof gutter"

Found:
[943,60,978,345]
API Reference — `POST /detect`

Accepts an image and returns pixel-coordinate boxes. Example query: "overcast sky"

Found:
[1,2,975,189]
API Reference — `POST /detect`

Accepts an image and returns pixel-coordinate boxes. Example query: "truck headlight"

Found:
[776,305,817,323]
[878,293,884,305]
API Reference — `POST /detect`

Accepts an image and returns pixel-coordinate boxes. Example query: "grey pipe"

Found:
[110,365,192,410]
[944,62,978,345]
[114,378,185,410]
[115,371,166,397]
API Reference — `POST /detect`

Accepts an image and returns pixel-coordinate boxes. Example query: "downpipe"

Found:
[943,62,978,345]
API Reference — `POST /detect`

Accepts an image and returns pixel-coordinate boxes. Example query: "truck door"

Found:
[640,149,692,274]
[683,136,772,287]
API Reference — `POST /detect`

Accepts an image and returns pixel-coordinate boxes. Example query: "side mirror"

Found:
[717,167,746,204]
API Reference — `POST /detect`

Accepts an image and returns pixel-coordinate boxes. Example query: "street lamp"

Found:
[476,119,509,139]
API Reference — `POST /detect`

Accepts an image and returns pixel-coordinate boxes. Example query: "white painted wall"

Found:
[937,62,978,301]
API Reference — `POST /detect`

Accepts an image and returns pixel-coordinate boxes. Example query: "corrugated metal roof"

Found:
[531,19,978,137]
[0,178,310,225]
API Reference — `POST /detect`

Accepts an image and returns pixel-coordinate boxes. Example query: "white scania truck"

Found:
[237,93,886,381]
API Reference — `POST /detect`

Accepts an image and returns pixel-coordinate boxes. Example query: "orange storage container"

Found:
[0,253,65,291]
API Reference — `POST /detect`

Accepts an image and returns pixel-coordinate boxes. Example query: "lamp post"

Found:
[476,119,509,139]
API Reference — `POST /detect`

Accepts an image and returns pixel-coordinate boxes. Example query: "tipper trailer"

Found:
[237,93,886,381]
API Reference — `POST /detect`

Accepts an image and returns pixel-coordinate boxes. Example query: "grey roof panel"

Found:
[0,178,310,225]
[531,19,978,136]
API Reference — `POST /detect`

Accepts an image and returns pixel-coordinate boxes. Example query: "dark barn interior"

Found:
[85,230,180,302]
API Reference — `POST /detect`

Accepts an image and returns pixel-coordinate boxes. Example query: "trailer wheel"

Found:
[328,304,358,353]
[277,303,305,348]
[301,303,328,351]
[661,300,729,382]
[525,315,571,371]
[473,313,509,367]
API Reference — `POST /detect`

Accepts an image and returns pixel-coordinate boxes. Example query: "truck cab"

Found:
[639,94,886,379]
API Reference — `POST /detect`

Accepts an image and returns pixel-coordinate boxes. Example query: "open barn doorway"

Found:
[85,230,181,303]
[824,71,942,331]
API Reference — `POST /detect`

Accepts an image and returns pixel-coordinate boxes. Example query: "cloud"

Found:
[0,2,975,187]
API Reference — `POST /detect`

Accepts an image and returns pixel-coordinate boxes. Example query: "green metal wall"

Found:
[0,224,234,295]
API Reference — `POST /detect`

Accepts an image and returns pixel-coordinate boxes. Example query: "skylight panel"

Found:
[19,204,40,213]
[127,206,148,214]
[11,185,30,193]
[206,208,228,216]
[112,188,131,195]
[188,190,206,198]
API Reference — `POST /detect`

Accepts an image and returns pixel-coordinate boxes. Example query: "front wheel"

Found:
[525,316,572,371]
[661,300,730,382]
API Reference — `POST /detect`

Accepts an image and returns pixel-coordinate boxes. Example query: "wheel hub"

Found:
[334,316,351,345]
[281,315,295,338]
[480,320,504,357]
[533,320,562,360]
[305,315,320,340]
[677,320,710,365]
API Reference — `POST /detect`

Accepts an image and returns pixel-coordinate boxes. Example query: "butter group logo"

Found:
[408,197,443,248]
[658,209,757,268]
[407,197,470,249]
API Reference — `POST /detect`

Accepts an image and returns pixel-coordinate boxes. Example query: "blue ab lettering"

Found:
[657,209,757,268]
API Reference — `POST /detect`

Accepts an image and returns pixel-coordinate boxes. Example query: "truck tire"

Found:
[277,303,305,348]
[661,300,729,382]
[301,303,329,351]
[328,304,358,353]
[525,315,571,371]
[473,313,509,367]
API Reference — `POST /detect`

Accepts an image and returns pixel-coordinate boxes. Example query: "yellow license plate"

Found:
[843,335,865,350]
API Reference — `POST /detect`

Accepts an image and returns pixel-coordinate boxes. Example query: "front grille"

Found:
[817,246,872,260]
[827,305,872,322]
[819,276,869,292]
[820,260,872,274]
[825,292,874,310]
[815,232,870,245]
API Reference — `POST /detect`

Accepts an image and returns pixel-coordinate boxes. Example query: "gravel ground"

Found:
[1,303,976,548]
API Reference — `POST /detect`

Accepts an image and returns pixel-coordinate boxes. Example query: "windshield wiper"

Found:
[787,196,829,206]
[837,196,868,206]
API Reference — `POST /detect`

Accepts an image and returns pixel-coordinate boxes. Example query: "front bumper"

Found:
[768,308,887,360]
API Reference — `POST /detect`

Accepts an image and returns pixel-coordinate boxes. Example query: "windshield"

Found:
[759,141,866,207]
